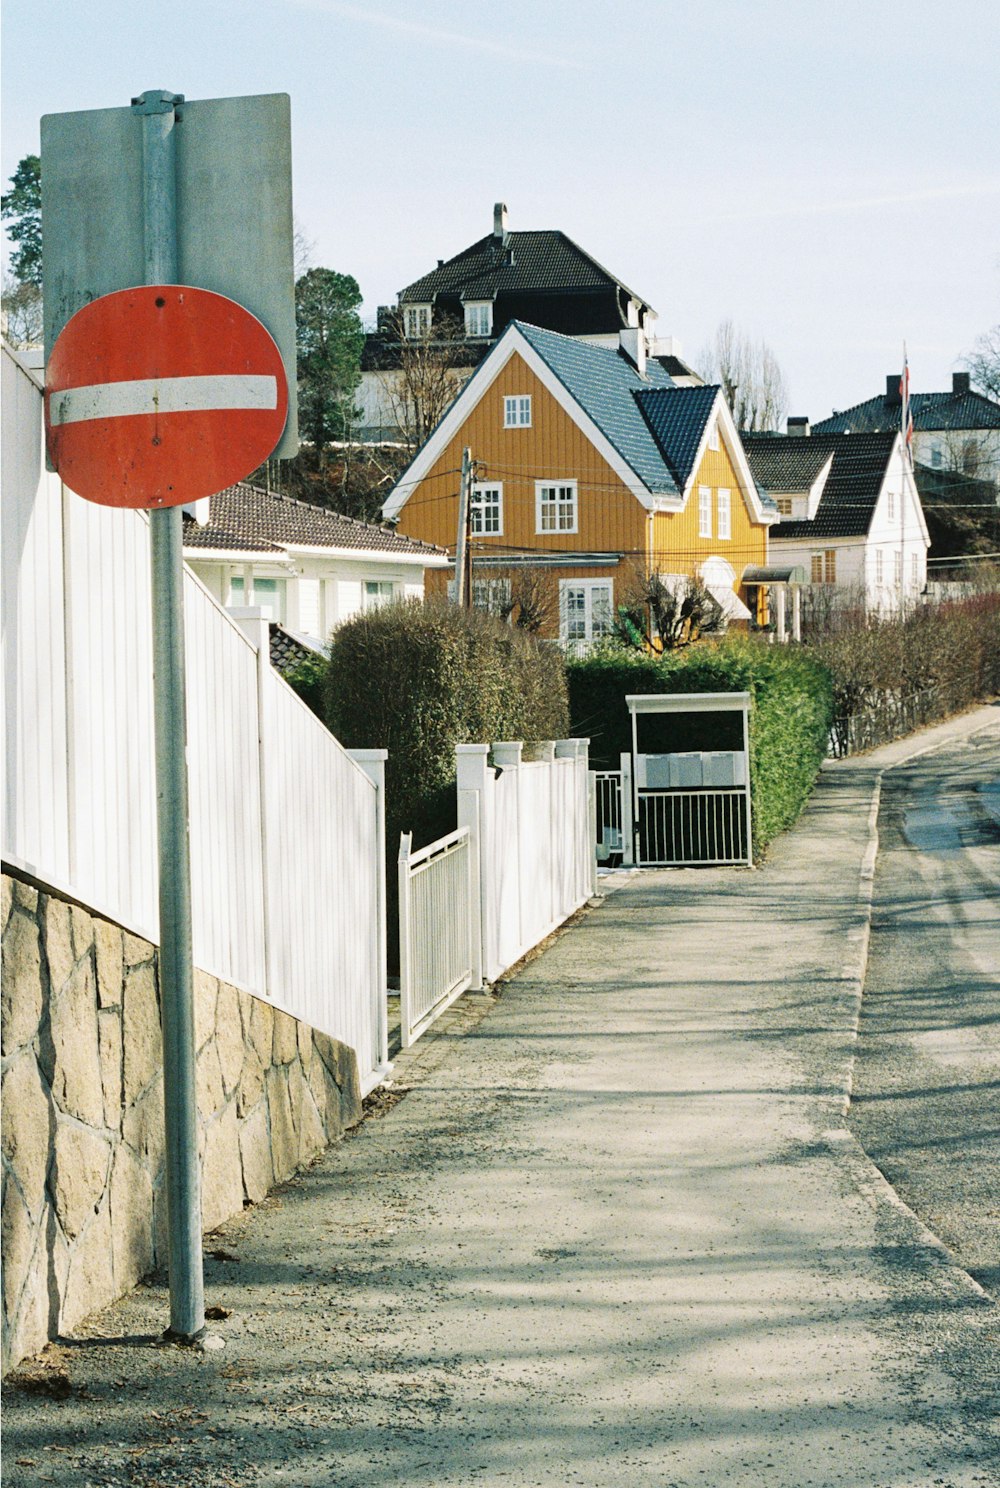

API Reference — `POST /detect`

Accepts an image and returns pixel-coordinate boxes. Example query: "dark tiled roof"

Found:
[183,484,445,556]
[513,321,680,494]
[400,230,650,308]
[634,384,720,489]
[739,435,833,491]
[746,432,898,539]
[814,389,1000,435]
[269,622,322,675]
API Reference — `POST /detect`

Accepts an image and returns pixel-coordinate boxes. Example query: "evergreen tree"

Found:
[2,155,42,289]
[295,268,364,464]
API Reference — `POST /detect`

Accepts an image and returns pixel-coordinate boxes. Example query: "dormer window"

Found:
[465,302,493,338]
[404,304,431,339]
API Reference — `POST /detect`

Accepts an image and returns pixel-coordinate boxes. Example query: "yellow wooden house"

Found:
[382,321,776,647]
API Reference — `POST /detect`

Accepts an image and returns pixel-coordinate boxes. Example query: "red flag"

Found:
[900,354,914,460]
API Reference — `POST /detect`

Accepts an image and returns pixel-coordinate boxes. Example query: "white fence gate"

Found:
[397,827,478,1048]
[2,345,389,1091]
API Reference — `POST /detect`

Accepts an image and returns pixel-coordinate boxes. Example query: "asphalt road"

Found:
[848,727,1000,1297]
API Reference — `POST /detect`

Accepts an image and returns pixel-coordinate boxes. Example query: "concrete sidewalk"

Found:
[4,708,999,1487]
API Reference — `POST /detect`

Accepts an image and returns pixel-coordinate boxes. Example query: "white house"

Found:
[182,484,448,647]
[813,372,1000,487]
[743,428,929,613]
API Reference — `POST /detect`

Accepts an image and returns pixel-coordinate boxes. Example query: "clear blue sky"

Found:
[3,0,998,421]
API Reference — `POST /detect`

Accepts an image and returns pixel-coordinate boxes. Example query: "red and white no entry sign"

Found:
[45,285,289,508]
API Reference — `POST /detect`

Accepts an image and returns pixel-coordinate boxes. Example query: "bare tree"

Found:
[697,318,789,432]
[614,568,726,651]
[962,324,1000,401]
[1,272,43,347]
[373,311,472,457]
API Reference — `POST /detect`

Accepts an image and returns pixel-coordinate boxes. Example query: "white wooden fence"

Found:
[2,345,389,1091]
[457,739,595,986]
[396,739,595,1045]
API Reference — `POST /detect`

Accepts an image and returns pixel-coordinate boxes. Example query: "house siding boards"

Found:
[394,351,649,563]
[651,440,766,577]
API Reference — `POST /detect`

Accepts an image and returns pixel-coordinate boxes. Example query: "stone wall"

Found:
[1,873,363,1374]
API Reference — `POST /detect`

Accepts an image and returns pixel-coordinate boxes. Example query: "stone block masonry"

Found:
[0,873,363,1374]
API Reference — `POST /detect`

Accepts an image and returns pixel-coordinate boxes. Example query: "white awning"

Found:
[708,584,752,621]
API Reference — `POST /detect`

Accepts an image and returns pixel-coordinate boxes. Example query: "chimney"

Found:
[787,416,810,437]
[493,202,508,241]
[619,327,646,378]
[952,371,971,395]
[885,374,901,406]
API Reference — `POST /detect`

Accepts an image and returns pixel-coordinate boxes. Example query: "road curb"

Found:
[822,1128,992,1304]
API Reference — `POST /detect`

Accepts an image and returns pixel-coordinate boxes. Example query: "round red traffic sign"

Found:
[45,285,289,509]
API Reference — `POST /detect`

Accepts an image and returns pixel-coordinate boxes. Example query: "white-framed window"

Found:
[698,485,712,538]
[470,482,503,536]
[504,394,531,428]
[707,421,719,452]
[717,488,731,540]
[911,552,919,587]
[775,496,793,517]
[403,304,431,339]
[894,551,902,586]
[887,490,895,521]
[472,577,512,617]
[559,580,613,650]
[876,549,884,585]
[364,579,397,609]
[536,480,578,534]
[464,301,493,338]
[229,575,286,622]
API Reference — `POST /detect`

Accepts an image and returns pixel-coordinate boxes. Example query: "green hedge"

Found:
[567,638,834,857]
[322,601,569,969]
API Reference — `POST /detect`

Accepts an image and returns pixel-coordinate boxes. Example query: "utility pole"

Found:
[455,446,472,606]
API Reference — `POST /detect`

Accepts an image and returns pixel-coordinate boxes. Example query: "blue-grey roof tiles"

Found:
[512,321,683,495]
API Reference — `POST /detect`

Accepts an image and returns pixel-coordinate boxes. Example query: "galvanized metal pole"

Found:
[132,89,205,1341]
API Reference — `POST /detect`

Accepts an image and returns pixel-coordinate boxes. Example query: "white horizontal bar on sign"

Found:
[48,375,278,426]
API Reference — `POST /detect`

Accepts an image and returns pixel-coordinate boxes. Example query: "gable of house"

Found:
[385,322,773,640]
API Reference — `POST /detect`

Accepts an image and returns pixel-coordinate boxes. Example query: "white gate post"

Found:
[349,747,391,1070]
[456,744,489,987]
[492,740,523,966]
[620,751,635,866]
[556,738,587,910]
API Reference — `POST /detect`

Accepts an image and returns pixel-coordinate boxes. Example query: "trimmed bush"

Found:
[567,637,834,858]
[324,595,568,845]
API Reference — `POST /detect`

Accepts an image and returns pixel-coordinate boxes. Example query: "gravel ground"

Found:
[3,713,999,1487]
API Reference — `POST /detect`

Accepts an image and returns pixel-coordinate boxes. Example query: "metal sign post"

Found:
[41,85,296,1346]
[135,88,203,1342]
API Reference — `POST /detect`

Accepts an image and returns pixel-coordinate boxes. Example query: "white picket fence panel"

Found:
[1,346,388,1090]
[397,827,476,1049]
[457,739,595,985]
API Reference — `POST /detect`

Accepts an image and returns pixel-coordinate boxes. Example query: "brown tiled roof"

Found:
[182,483,445,557]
